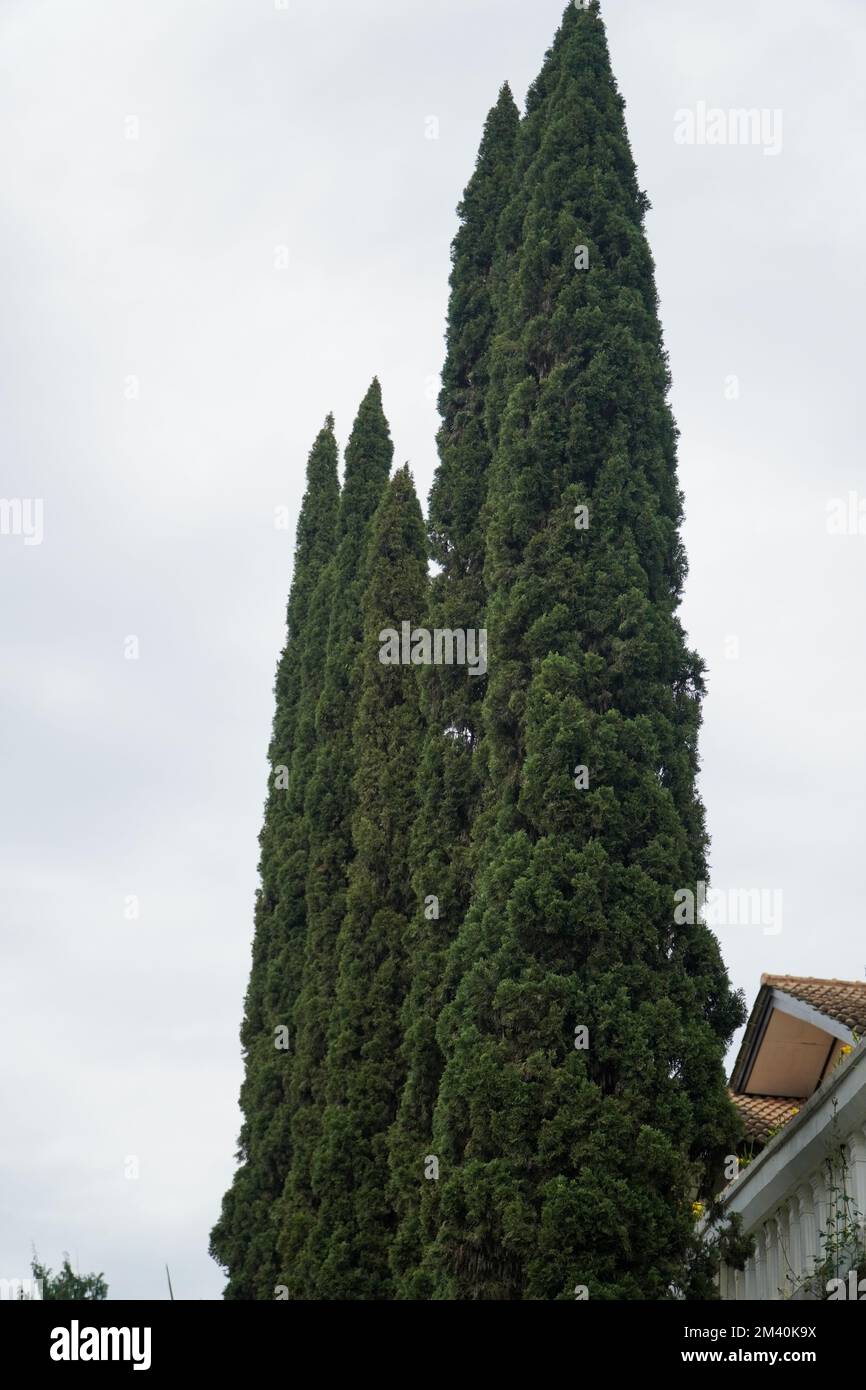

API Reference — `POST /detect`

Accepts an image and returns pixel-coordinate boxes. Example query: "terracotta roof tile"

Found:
[730,1091,803,1143]
[762,975,866,1034]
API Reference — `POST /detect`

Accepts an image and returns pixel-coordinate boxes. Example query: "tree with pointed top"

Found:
[387,82,520,1295]
[210,417,340,1300]
[420,0,745,1300]
[297,465,428,1299]
[276,380,395,1296]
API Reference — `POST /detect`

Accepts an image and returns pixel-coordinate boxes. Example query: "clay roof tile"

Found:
[729,1090,803,1143]
[762,975,866,1034]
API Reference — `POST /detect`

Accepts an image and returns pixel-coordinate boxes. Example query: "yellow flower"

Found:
[841,1045,853,1055]
[692,1201,704,1219]
[790,1106,800,1115]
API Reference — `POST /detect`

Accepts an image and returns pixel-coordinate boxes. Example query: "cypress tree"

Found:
[210,418,340,1299]
[421,1,744,1299]
[301,466,428,1298]
[387,84,520,1294]
[277,379,394,1296]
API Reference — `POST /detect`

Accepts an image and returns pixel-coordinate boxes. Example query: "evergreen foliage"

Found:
[388,84,520,1294]
[30,1254,108,1301]
[417,0,745,1300]
[214,1,744,1303]
[210,419,340,1299]
[276,380,394,1295]
[299,466,428,1297]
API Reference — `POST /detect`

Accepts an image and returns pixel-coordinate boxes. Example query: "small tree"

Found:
[30,1253,108,1300]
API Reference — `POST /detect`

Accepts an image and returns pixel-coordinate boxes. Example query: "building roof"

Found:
[729,1091,803,1143]
[729,974,863,1097]
[761,975,866,1034]
[728,975,865,1144]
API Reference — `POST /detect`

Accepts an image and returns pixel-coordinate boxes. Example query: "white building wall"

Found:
[719,1044,866,1301]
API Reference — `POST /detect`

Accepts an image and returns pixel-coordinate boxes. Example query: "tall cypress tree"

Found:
[387,84,520,1295]
[210,417,340,1299]
[300,466,428,1298]
[277,379,394,1296]
[420,1,744,1299]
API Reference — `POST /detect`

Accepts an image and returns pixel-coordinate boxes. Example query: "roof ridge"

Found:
[761,973,866,989]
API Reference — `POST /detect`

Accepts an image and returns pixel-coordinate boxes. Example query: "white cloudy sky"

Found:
[1,0,864,1300]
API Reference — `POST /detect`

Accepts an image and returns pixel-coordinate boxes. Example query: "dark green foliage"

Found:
[429,82,521,597]
[276,380,394,1295]
[210,419,340,1299]
[680,1209,754,1301]
[388,85,520,1294]
[295,467,428,1298]
[215,0,743,1302]
[413,1,745,1299]
[31,1254,108,1301]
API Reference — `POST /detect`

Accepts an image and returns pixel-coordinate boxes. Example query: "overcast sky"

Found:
[1,0,864,1301]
